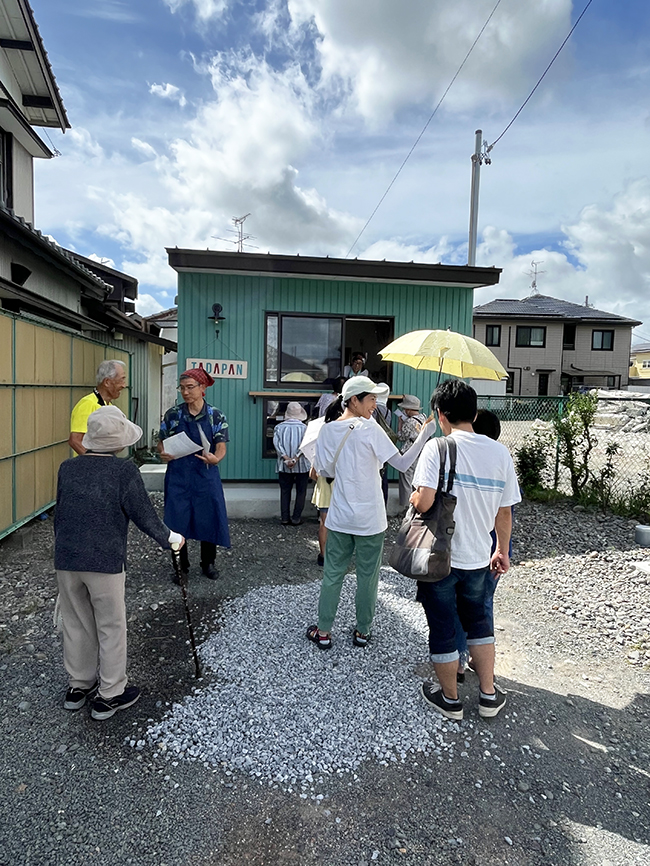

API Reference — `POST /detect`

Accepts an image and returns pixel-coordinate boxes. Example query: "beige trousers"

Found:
[56,570,128,699]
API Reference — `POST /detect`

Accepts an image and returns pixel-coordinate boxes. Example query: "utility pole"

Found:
[467,129,491,267]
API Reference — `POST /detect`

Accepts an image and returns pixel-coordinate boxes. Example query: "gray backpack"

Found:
[389,437,457,582]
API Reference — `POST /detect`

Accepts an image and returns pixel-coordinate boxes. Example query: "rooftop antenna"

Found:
[212,213,258,253]
[525,260,545,295]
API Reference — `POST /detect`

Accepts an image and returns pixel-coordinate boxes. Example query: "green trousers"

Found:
[318,529,385,635]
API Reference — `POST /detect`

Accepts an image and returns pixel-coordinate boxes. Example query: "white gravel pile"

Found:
[143,569,456,791]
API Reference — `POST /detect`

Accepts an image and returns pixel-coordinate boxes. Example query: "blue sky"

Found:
[31,0,650,337]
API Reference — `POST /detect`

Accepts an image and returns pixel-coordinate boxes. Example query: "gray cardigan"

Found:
[54,455,171,573]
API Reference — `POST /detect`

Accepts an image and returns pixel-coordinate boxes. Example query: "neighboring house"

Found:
[0,0,175,540]
[168,248,501,481]
[473,295,641,396]
[629,342,650,383]
[145,306,178,416]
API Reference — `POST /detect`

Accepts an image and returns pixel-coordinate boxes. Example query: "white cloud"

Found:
[149,83,187,108]
[135,293,165,317]
[163,0,227,22]
[131,138,157,159]
[86,252,116,268]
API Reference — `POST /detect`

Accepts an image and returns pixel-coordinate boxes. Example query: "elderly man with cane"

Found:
[55,406,184,720]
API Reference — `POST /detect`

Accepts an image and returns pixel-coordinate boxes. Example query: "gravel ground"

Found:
[1,493,649,866]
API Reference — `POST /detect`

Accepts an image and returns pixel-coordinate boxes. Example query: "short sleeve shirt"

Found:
[70,391,109,433]
[315,417,398,535]
[414,430,521,569]
[159,402,229,446]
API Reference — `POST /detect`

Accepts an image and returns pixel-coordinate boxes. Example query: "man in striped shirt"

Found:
[273,402,310,526]
[411,380,521,722]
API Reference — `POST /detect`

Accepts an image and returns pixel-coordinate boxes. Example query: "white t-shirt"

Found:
[315,417,398,535]
[413,430,521,570]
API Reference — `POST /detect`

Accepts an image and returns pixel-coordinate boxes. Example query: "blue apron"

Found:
[163,405,231,548]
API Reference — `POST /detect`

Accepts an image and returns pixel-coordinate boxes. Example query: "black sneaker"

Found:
[479,683,507,718]
[201,563,219,580]
[420,682,463,721]
[90,686,141,720]
[63,682,98,711]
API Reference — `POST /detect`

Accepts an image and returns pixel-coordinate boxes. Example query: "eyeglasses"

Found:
[177,384,200,392]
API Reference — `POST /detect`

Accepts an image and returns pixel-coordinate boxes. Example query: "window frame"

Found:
[264,311,344,389]
[505,371,515,394]
[485,324,501,347]
[515,325,546,348]
[592,329,614,351]
[562,323,576,350]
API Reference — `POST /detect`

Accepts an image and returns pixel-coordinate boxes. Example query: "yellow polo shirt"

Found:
[70,391,110,434]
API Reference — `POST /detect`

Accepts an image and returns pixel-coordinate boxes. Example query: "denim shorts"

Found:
[416,566,495,663]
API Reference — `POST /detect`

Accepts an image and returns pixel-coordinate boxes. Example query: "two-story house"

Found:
[473,295,641,396]
[629,342,650,387]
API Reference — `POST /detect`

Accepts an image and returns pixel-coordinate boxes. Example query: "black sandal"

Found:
[352,629,370,648]
[306,625,332,649]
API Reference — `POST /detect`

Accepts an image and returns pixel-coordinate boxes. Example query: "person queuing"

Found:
[396,394,427,508]
[411,380,520,721]
[343,353,368,378]
[372,383,397,505]
[306,376,436,650]
[54,406,184,720]
[157,365,230,580]
[272,401,310,526]
[68,360,128,455]
[314,377,347,418]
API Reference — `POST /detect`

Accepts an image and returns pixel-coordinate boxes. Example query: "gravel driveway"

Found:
[1,495,649,866]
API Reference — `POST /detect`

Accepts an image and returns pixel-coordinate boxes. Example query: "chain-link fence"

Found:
[476,394,650,501]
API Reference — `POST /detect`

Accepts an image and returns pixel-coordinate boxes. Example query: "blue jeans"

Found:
[455,573,499,666]
[417,566,495,663]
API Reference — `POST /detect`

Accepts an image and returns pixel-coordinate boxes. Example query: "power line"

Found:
[346,0,504,258]
[488,0,595,150]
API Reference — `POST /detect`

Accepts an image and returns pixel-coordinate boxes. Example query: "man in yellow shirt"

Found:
[69,360,128,455]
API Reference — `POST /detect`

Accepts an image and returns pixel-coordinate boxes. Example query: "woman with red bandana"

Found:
[157,365,230,580]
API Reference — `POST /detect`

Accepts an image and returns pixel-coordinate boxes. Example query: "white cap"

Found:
[82,406,143,452]
[375,383,390,406]
[341,376,385,402]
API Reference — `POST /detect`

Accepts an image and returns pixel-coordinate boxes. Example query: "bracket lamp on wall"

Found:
[209,303,226,338]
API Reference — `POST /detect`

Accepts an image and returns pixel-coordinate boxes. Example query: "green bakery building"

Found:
[168,249,501,481]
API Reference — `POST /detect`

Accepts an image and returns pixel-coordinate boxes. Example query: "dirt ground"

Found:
[0,498,649,866]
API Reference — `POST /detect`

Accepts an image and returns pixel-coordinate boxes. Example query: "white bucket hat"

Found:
[82,406,143,452]
[284,401,308,421]
[397,394,422,411]
[375,382,390,406]
[341,376,385,402]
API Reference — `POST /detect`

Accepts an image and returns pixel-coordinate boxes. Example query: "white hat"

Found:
[284,401,307,421]
[341,376,385,402]
[397,394,422,411]
[82,406,143,452]
[375,383,390,406]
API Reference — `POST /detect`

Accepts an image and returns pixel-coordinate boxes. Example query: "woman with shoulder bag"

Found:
[306,376,436,650]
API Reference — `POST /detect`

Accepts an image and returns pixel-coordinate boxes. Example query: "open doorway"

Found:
[344,317,394,384]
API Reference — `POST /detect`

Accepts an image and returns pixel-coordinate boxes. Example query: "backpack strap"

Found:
[445,437,457,493]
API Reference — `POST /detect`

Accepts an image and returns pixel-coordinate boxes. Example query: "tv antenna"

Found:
[212,213,257,253]
[526,260,545,295]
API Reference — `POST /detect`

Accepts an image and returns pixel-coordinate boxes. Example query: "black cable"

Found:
[489,0,596,150]
[346,0,504,258]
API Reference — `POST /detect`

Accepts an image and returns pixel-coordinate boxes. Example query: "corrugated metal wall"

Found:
[0,310,131,540]
[177,272,474,481]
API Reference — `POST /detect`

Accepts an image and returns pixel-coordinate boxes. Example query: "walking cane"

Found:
[171,542,201,679]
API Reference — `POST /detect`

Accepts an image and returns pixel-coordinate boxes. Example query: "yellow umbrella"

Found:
[380,329,507,381]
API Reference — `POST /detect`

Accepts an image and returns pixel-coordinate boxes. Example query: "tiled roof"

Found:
[144,307,177,323]
[631,342,650,354]
[474,294,641,325]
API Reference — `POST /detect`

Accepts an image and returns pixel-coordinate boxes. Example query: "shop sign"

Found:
[186,358,248,379]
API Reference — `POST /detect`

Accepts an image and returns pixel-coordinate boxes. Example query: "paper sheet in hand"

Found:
[162,432,202,458]
[299,417,325,465]
[198,426,211,456]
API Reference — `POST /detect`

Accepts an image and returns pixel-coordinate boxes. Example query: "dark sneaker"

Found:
[291,518,303,526]
[201,563,219,580]
[317,554,324,567]
[420,683,463,721]
[479,683,507,718]
[352,629,370,648]
[90,686,141,720]
[64,682,98,711]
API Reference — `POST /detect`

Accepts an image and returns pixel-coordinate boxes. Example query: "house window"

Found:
[606,376,617,388]
[515,326,546,348]
[642,360,650,369]
[485,325,501,347]
[505,371,515,394]
[592,329,614,351]
[0,128,13,209]
[563,324,576,350]
[265,313,343,386]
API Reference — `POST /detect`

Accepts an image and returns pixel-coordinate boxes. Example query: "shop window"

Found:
[563,324,576,350]
[515,326,546,348]
[592,329,614,351]
[263,398,317,458]
[485,324,501,347]
[265,314,343,386]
